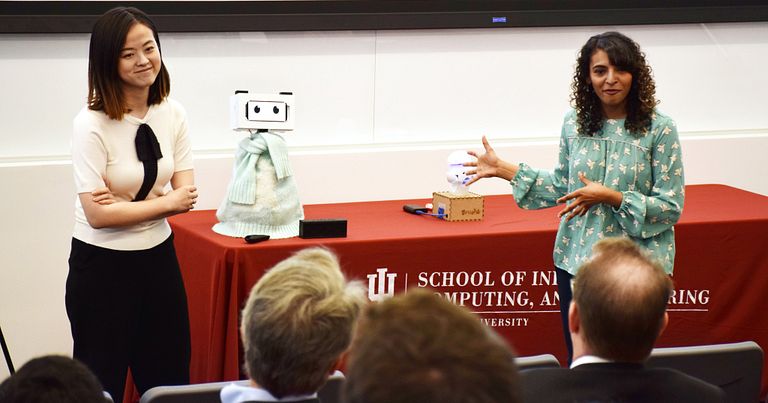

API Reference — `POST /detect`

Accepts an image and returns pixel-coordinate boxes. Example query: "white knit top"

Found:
[71,99,193,250]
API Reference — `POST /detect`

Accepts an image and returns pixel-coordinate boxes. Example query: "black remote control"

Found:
[403,204,429,214]
[244,234,270,244]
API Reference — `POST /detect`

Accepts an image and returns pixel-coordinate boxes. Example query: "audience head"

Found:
[571,237,673,362]
[240,247,366,398]
[345,288,520,403]
[0,355,109,403]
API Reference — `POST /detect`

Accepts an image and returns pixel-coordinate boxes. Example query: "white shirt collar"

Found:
[220,382,317,402]
[570,354,611,369]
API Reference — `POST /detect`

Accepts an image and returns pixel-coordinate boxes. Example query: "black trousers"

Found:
[556,267,574,365]
[66,235,190,403]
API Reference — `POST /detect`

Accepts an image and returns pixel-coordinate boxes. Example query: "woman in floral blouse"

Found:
[465,31,685,362]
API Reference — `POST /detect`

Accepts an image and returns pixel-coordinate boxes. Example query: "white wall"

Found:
[1,22,767,379]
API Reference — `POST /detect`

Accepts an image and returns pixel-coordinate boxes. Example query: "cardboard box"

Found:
[432,191,484,221]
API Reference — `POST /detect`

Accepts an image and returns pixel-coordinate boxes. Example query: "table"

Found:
[169,184,768,396]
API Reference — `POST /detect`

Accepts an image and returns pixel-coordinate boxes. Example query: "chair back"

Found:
[140,372,346,403]
[318,372,344,403]
[646,341,763,403]
[139,380,242,403]
[515,353,561,371]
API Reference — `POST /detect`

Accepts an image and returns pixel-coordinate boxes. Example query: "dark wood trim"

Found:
[1,1,767,34]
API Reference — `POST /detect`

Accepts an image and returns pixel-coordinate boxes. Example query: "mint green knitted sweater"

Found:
[213,131,304,238]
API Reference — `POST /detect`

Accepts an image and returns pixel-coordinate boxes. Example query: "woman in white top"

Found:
[66,7,197,403]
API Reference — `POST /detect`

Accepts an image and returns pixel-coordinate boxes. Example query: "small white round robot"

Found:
[446,150,474,194]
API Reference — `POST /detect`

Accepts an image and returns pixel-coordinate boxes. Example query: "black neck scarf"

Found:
[134,123,163,201]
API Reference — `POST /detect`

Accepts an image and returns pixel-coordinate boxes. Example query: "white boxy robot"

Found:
[229,91,295,131]
[212,91,304,239]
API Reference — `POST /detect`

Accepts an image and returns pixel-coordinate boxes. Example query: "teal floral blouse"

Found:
[511,109,685,275]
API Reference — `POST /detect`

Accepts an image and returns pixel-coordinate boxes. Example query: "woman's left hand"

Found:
[91,186,117,205]
[557,172,622,221]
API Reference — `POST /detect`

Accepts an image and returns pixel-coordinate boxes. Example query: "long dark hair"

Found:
[571,31,657,137]
[87,7,170,120]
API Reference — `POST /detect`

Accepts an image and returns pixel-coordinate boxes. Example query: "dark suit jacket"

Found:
[520,362,727,403]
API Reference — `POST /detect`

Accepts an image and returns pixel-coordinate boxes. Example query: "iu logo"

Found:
[367,267,397,301]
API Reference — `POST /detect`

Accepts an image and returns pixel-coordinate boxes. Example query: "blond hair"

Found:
[240,247,366,398]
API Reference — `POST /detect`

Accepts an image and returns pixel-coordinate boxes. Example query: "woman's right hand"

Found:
[165,185,198,213]
[464,136,519,185]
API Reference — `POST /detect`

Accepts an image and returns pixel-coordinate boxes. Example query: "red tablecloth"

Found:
[165,184,768,396]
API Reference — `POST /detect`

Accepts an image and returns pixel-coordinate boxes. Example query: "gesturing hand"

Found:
[464,136,501,186]
[557,172,622,221]
[165,185,198,213]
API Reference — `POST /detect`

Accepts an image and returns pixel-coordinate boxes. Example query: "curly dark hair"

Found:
[571,31,658,137]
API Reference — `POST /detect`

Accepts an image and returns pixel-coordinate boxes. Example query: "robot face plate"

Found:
[246,101,287,123]
[230,91,295,131]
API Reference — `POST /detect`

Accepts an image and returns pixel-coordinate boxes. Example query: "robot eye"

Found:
[273,106,280,114]
[254,105,261,113]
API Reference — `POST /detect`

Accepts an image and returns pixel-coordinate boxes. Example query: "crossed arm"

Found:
[80,169,198,229]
